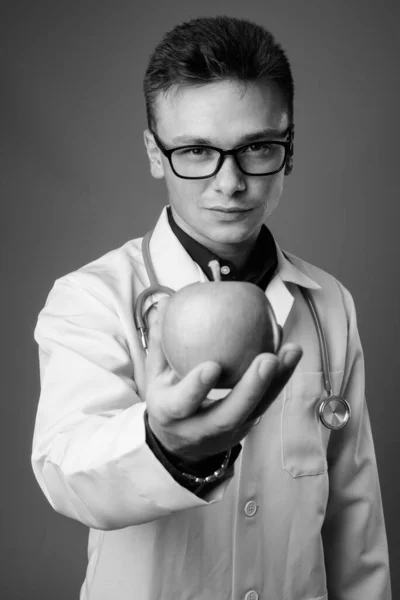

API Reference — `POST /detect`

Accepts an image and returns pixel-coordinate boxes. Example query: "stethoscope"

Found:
[134,230,351,431]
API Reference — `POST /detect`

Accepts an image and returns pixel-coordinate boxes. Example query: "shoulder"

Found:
[43,237,145,310]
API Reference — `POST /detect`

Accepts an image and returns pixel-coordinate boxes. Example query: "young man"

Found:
[32,16,391,600]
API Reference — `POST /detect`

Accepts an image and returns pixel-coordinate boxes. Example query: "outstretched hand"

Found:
[145,297,302,465]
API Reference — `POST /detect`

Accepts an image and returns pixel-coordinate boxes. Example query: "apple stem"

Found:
[208,260,222,282]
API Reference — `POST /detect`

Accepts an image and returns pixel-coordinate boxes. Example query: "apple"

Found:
[161,278,282,388]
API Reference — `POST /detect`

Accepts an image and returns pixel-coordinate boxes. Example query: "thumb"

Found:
[166,361,222,419]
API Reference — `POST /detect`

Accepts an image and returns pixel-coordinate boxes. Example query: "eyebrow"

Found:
[171,127,290,146]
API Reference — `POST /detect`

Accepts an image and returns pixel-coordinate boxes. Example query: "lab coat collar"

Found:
[147,206,321,328]
[275,244,322,291]
[148,207,208,290]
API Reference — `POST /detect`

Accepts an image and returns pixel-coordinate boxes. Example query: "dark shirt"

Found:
[144,206,278,495]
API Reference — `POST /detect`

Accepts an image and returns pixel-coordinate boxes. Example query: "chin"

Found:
[205,221,259,245]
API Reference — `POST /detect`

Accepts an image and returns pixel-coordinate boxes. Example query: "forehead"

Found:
[155,80,289,144]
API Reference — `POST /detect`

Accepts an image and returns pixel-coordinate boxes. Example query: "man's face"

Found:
[144,79,289,253]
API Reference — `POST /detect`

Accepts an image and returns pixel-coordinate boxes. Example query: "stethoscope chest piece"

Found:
[318,395,351,430]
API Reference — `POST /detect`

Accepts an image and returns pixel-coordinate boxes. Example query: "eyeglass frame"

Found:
[150,125,294,180]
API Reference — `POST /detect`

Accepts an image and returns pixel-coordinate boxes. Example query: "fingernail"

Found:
[258,358,277,379]
[200,364,221,385]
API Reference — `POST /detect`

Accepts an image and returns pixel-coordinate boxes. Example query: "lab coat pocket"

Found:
[282,371,343,478]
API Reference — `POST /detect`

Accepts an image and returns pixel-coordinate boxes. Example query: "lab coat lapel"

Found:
[266,244,322,328]
[147,207,208,291]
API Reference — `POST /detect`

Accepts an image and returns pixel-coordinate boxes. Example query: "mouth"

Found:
[209,206,251,213]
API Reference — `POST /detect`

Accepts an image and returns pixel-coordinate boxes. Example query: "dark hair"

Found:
[143,15,294,130]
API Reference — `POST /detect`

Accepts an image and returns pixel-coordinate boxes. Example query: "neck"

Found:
[213,243,255,271]
[169,206,259,271]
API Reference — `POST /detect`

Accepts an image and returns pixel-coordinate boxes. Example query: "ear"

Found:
[284,124,295,176]
[144,129,165,179]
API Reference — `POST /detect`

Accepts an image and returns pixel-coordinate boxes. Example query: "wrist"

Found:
[146,411,188,460]
[179,448,232,485]
[146,410,212,465]
[145,410,232,481]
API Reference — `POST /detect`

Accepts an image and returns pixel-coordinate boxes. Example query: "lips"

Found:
[209,206,251,213]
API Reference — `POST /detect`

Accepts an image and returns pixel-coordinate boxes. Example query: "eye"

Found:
[175,146,216,161]
[245,142,273,153]
[179,147,208,156]
[190,147,205,155]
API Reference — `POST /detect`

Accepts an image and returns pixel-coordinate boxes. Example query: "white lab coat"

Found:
[32,206,391,600]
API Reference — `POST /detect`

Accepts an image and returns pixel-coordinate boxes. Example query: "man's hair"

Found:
[143,15,294,131]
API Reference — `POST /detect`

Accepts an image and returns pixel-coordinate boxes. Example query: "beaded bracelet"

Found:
[180,448,232,485]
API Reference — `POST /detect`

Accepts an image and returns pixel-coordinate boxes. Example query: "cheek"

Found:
[257,174,284,218]
[164,171,208,210]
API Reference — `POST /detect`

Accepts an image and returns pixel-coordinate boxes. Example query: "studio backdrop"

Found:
[1,1,399,598]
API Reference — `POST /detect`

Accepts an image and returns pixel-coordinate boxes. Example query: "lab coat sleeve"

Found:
[31,274,232,530]
[321,283,391,599]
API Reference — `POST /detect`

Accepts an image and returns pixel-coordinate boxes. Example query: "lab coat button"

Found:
[244,591,259,600]
[220,265,230,275]
[244,500,258,517]
[253,416,261,425]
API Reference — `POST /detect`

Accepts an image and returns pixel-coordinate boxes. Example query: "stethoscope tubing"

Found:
[134,230,175,352]
[298,283,332,396]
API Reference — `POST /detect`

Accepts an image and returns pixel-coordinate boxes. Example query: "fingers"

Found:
[208,353,280,430]
[209,344,303,430]
[165,361,222,419]
[268,343,303,398]
[276,342,302,362]
[246,344,303,421]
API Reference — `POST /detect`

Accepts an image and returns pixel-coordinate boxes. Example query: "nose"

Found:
[212,155,246,195]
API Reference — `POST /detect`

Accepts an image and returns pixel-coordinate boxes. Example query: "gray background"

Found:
[1,1,399,598]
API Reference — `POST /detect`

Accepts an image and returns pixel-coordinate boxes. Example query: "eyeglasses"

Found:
[151,126,293,180]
